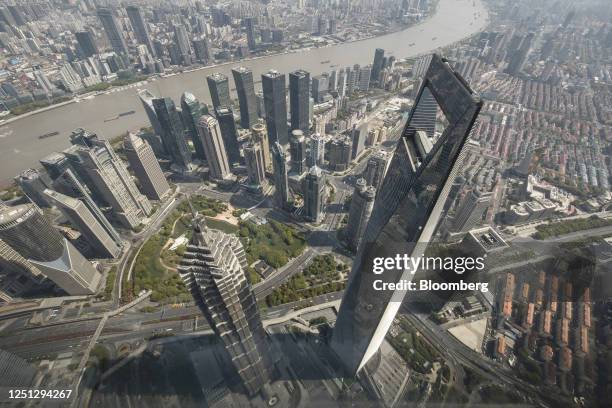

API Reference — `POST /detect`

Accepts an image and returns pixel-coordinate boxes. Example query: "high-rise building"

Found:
[192,36,212,63]
[244,17,257,50]
[289,129,307,175]
[311,75,328,103]
[44,189,121,259]
[207,73,231,111]
[197,115,231,180]
[351,124,367,160]
[0,238,44,302]
[40,153,122,247]
[272,142,290,209]
[251,120,271,172]
[262,70,289,146]
[96,8,128,55]
[289,70,310,134]
[0,204,102,295]
[364,151,389,191]
[15,169,51,208]
[126,5,155,57]
[75,31,99,58]
[310,133,325,166]
[215,107,241,165]
[331,54,483,375]
[66,129,152,229]
[452,189,492,233]
[152,97,192,169]
[124,133,171,201]
[243,142,266,186]
[345,178,376,251]
[232,67,258,129]
[303,166,325,222]
[337,68,347,98]
[138,89,163,138]
[371,48,385,85]
[329,137,352,171]
[180,92,207,161]
[178,216,272,396]
[358,65,372,91]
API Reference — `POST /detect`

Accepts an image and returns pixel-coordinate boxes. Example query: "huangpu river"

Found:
[0,0,488,186]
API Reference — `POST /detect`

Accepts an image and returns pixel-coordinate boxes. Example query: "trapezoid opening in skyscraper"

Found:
[331,54,483,377]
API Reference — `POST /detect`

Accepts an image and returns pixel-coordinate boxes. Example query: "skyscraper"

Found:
[364,151,389,191]
[43,189,121,259]
[272,142,290,209]
[358,65,372,92]
[138,89,163,138]
[303,166,325,222]
[370,48,385,85]
[152,97,192,169]
[311,75,328,103]
[262,70,289,146]
[66,129,152,229]
[178,216,272,396]
[126,5,155,57]
[197,115,231,180]
[232,67,258,129]
[244,17,257,50]
[310,133,325,166]
[15,169,51,208]
[289,70,310,134]
[452,189,492,233]
[192,36,212,63]
[243,142,266,186]
[331,54,483,375]
[0,238,44,301]
[180,92,207,161]
[207,73,231,111]
[289,129,307,175]
[345,178,376,251]
[351,124,367,160]
[124,133,171,201]
[251,120,271,172]
[96,8,129,55]
[0,204,102,295]
[215,106,241,165]
[40,153,123,247]
[75,31,99,58]
[173,24,191,65]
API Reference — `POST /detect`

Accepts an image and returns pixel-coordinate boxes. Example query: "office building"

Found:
[337,68,347,97]
[351,124,367,160]
[197,116,231,180]
[251,120,271,172]
[180,92,207,161]
[41,154,122,247]
[303,166,325,223]
[126,5,155,57]
[244,17,257,50]
[124,133,171,201]
[207,73,231,110]
[75,31,99,58]
[0,238,44,302]
[289,129,307,175]
[358,65,372,91]
[244,142,266,187]
[153,97,192,169]
[329,137,352,171]
[178,216,273,396]
[66,129,152,229]
[452,189,492,233]
[96,8,128,55]
[310,133,325,166]
[289,70,310,134]
[364,151,389,191]
[15,169,51,208]
[0,204,102,295]
[138,89,164,138]
[331,54,483,375]
[272,142,290,209]
[311,75,328,103]
[345,178,376,251]
[192,36,212,63]
[232,67,258,129]
[262,70,289,146]
[215,107,241,165]
[44,189,121,259]
[371,48,385,85]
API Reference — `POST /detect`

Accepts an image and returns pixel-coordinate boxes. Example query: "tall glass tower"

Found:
[331,54,483,375]
[289,70,310,134]
[152,97,192,170]
[232,67,258,129]
[262,70,289,146]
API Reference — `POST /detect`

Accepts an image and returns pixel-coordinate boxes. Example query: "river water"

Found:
[0,0,487,186]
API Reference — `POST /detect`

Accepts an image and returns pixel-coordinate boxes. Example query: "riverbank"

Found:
[0,0,489,188]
